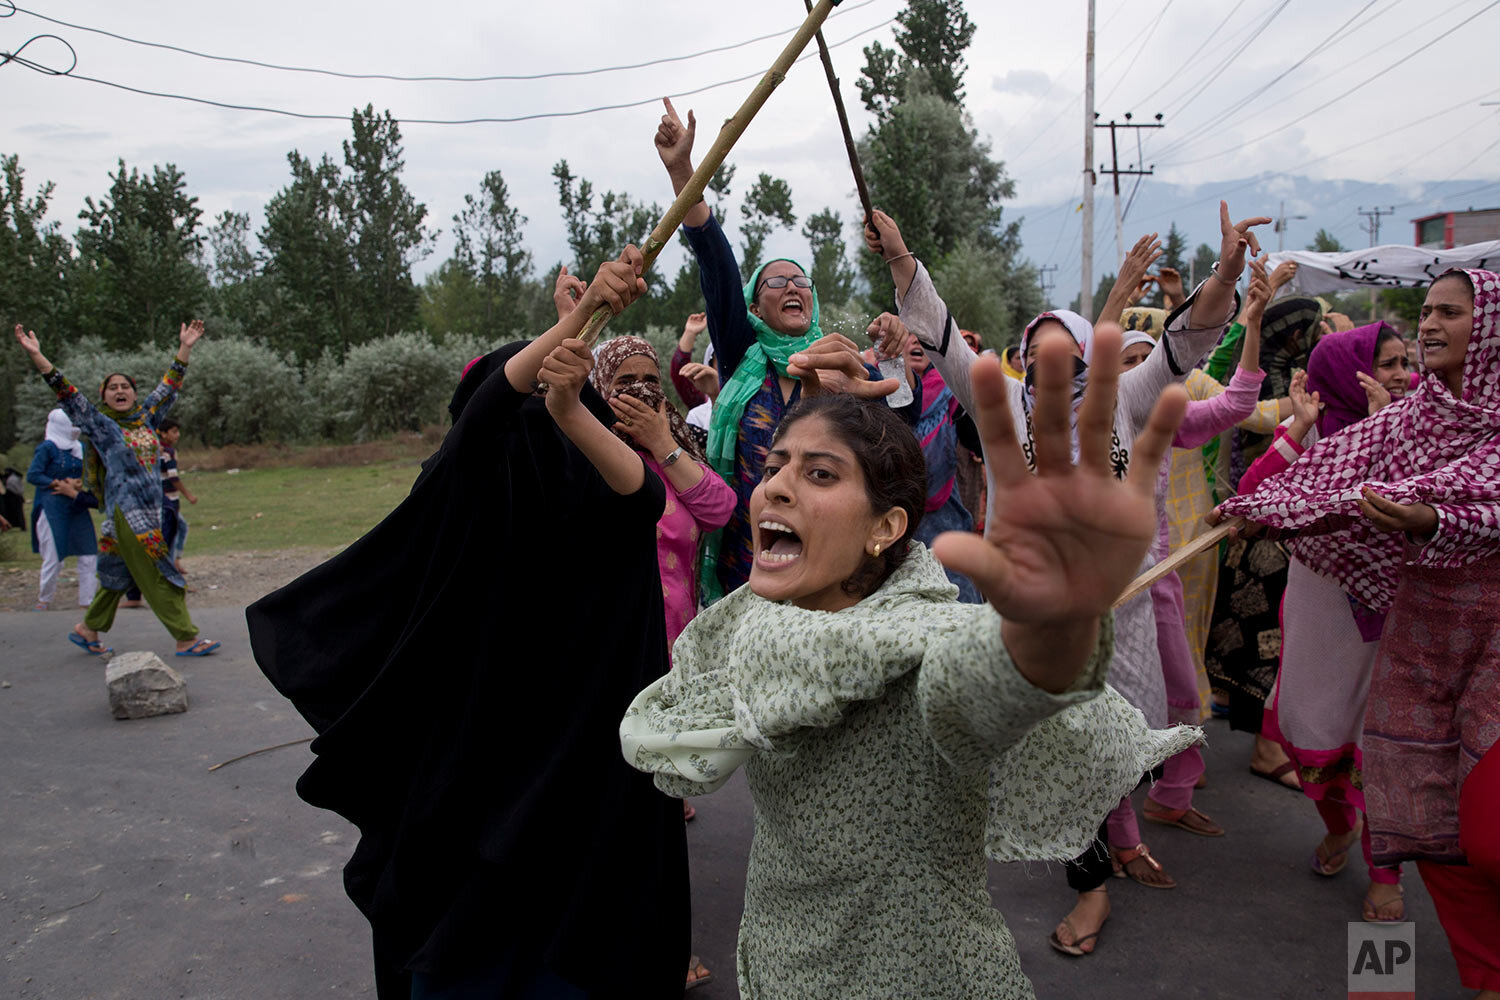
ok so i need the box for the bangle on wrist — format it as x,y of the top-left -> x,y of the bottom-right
1210,260 -> 1238,286
883,251 -> 914,265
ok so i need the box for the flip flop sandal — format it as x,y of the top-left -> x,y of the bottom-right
1250,760 -> 1302,791
175,639 -> 220,657
1362,886 -> 1404,923
685,955 -> 713,991
67,632 -> 113,656
1144,803 -> 1226,837
1311,821 -> 1362,877
1048,921 -> 1103,958
1110,843 -> 1177,889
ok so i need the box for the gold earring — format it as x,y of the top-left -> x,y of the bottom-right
873,543 -> 882,558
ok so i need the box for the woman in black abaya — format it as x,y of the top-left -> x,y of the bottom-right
247,248 -> 688,998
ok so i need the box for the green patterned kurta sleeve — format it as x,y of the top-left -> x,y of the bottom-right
916,605 -> 1111,774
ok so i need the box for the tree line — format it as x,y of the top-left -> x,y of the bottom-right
2,1 -> 1047,450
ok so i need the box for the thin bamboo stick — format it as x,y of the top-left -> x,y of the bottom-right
1111,518 -> 1243,609
804,0 -> 873,226
573,0 -> 842,348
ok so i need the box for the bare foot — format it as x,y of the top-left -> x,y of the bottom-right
1052,888 -> 1110,954
1312,823 -> 1361,876
685,955 -> 711,990
1249,735 -> 1301,790
1363,882 -> 1404,922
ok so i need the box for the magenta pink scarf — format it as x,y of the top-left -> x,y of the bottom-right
1220,269 -> 1500,612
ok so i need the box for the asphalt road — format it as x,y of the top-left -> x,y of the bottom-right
0,607 -> 1468,998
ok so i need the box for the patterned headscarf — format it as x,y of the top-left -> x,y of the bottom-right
1220,269 -> 1500,612
1305,322 -> 1396,439
590,337 -> 706,465
1122,307 -> 1169,339
1017,309 -> 1127,477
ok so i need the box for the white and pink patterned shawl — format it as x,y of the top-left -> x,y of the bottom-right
1219,268 -> 1500,612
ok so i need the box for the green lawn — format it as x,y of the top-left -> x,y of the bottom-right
1,458 -> 424,568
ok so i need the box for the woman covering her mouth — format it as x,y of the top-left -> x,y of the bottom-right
1219,269 -> 1500,993
622,331 -> 1202,998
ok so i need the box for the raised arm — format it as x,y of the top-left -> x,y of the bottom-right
541,339 -> 649,497
1096,233 -> 1163,327
865,209 -> 980,415
13,324 -> 114,441
141,320 -> 202,421
504,248 -> 647,393
1171,261 -> 1273,448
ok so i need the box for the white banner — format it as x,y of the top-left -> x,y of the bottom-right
1262,240 -> 1500,294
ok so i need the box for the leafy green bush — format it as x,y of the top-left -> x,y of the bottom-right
169,336 -> 311,446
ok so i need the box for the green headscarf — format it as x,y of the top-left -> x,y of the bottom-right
699,258 -> 821,605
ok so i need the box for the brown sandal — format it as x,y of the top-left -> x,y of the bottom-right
1048,887 -> 1108,957
1144,801 -> 1226,837
1110,843 -> 1177,889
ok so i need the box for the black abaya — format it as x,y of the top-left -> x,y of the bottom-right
247,342 -> 689,997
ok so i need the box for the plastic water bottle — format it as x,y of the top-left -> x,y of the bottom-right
877,354 -> 913,408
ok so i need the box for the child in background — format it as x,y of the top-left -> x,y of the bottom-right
122,417 -> 196,606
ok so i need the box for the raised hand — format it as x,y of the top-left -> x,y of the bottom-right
1356,371 -> 1393,415
14,323 -> 40,356
931,323 -> 1185,689
578,245 -> 649,317
1286,369 -> 1322,437
1243,259 -> 1272,325
1326,312 -> 1355,333
655,98 -> 697,178
179,319 -> 205,348
1269,259 -> 1299,292
678,361 -> 721,401
540,339 -> 595,417
682,312 -> 707,340
1157,266 -> 1186,308
1098,233 -> 1163,324
787,333 -> 898,399
864,208 -> 907,260
1217,200 -> 1272,280
554,265 -> 587,320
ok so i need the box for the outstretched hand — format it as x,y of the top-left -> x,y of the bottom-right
1217,200 -> 1272,279
931,323 -> 1186,689
179,319 -> 205,349
787,333 -> 898,399
14,323 -> 39,356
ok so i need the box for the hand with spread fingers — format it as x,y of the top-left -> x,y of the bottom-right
1099,233 -> 1163,325
1356,371 -> 1393,415
931,323 -> 1187,691
787,333 -> 898,399
1357,488 -> 1438,540
553,265 -> 587,320
1157,266 -> 1186,310
1196,201 -> 1273,328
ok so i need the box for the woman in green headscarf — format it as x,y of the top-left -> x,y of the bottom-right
653,98 -> 917,601
13,320 -> 219,658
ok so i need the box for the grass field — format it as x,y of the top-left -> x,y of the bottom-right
1,435 -> 436,569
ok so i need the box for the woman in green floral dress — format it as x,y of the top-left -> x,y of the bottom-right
622,332 -> 1202,998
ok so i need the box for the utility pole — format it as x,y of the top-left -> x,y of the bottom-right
1081,0 -> 1096,318
1039,264 -> 1058,305
1275,200 -> 1307,252
1095,113 -> 1165,263
1358,205 -> 1394,319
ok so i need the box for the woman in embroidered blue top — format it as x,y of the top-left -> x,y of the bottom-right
26,408 -> 100,611
652,98 -> 919,603
13,321 -> 219,658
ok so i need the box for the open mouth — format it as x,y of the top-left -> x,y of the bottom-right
757,519 -> 804,565
780,297 -> 804,317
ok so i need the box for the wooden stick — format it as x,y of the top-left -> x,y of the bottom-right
804,0 -> 873,226
208,736 -> 314,772
1112,518 -> 1243,609
572,0 -> 842,348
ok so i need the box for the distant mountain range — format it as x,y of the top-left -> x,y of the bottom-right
1011,174 -> 1500,308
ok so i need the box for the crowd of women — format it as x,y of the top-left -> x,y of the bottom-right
9,95 -> 1485,999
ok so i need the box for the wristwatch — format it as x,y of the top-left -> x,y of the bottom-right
661,446 -> 683,467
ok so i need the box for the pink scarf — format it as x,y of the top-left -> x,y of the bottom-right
1219,269 -> 1500,612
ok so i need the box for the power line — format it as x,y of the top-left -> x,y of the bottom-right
1160,0 -> 1500,168
1129,0 -> 1249,111
0,0 -> 882,82
1147,0 -> 1387,162
1097,0 -> 1175,107
1158,1 -> 1291,122
0,17 -> 896,126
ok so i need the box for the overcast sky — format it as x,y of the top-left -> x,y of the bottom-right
6,0 -> 1499,300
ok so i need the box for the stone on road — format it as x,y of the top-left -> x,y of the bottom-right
105,651 -> 188,720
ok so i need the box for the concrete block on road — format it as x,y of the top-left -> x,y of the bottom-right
105,651 -> 189,720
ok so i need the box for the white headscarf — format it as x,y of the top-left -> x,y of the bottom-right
1120,329 -> 1158,354
1021,309 -> 1095,365
45,408 -> 83,459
